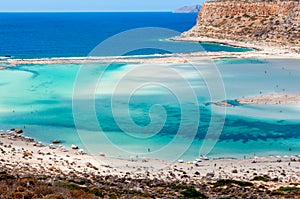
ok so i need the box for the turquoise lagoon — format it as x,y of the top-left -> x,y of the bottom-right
0,58 -> 299,161
0,12 -> 297,162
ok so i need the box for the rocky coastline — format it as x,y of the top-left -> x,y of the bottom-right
179,0 -> 300,54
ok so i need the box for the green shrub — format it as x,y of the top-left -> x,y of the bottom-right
252,176 -> 270,182
214,179 -> 253,187
170,184 -> 190,190
277,187 -> 300,192
181,187 -> 208,199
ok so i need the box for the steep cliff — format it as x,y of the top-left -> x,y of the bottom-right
182,0 -> 300,49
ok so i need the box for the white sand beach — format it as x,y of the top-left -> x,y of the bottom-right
237,94 -> 300,105
0,37 -> 300,67
1,132 -> 300,191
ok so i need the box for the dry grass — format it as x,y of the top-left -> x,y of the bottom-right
0,176 -> 99,199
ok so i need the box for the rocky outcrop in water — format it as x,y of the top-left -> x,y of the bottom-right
182,0 -> 300,51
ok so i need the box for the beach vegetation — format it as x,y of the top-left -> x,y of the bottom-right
170,184 -> 191,190
67,178 -> 92,185
0,176 -> 99,198
180,187 -> 208,199
42,182 -> 104,197
277,186 -> 300,192
0,172 -> 15,180
170,184 -> 207,198
252,175 -> 270,182
272,186 -> 300,198
213,179 -> 253,187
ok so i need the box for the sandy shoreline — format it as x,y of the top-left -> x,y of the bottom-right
172,36 -> 300,56
1,131 -> 300,188
237,94 -> 300,105
212,94 -> 300,107
0,37 -> 299,66
1,51 -> 299,66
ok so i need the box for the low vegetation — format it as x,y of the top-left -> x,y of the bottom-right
214,179 -> 254,187
181,187 -> 208,198
252,175 -> 271,182
0,170 -> 298,198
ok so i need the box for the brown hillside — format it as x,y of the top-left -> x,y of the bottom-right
182,0 -> 300,50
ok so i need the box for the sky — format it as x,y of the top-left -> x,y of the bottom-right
0,0 -> 205,12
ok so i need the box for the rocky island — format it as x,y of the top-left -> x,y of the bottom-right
173,5 -> 201,13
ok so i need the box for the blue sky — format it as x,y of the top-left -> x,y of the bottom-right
0,0 -> 205,12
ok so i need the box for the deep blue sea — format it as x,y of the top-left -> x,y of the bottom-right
0,12 -> 250,59
0,13 -> 299,162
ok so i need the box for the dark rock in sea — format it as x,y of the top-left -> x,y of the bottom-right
14,129 -> 23,134
52,139 -> 60,144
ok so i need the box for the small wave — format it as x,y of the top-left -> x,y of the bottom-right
7,53 -> 173,62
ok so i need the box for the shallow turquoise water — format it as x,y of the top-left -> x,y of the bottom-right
0,58 -> 299,161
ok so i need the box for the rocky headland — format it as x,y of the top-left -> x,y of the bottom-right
179,0 -> 300,54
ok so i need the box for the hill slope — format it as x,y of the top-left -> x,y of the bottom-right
182,0 -> 300,51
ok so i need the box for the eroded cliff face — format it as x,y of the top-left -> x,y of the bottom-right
183,0 -> 300,48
